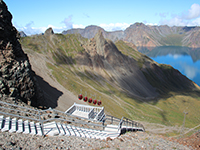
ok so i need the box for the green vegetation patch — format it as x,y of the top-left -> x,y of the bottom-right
160,34 -> 184,46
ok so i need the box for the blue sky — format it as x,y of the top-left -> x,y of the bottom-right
4,0 -> 200,35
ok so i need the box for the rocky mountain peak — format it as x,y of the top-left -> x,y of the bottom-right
0,0 -> 44,106
44,27 -> 54,36
93,30 -> 107,56
85,30 -> 122,59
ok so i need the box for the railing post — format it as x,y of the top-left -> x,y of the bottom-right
39,110 -> 44,136
111,116 -> 113,124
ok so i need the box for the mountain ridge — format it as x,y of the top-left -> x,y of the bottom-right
63,23 -> 200,48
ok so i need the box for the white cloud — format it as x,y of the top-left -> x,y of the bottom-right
190,17 -> 200,26
15,22 -> 67,35
62,15 -> 73,29
72,24 -> 86,29
145,23 -> 158,26
15,15 -> 75,35
99,23 -> 131,31
15,21 -> 46,35
185,3 -> 200,19
160,17 -> 187,26
159,3 -> 200,26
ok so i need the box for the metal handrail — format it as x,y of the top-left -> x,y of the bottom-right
122,117 -> 145,131
118,117 -> 124,132
0,101 -> 107,134
0,106 -> 40,118
0,101 -> 40,113
0,100 -> 145,136
0,111 -> 39,122
105,115 -> 145,131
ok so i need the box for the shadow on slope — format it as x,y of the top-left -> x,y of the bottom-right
53,49 -> 74,65
36,75 -> 63,108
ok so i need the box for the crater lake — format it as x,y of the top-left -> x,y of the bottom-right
139,46 -> 200,86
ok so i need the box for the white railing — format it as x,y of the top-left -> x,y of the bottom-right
0,100 -> 145,137
95,107 -> 104,121
88,108 -> 94,119
0,101 -> 106,135
65,104 -> 76,114
65,103 -> 105,121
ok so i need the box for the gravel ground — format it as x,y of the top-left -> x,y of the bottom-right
0,131 -> 192,150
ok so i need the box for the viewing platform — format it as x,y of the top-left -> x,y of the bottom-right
0,100 -> 145,140
65,103 -> 105,122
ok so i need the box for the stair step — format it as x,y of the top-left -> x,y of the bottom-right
56,122 -> 65,136
93,130 -> 107,140
90,129 -> 106,139
0,116 -> 4,129
16,119 -> 23,133
84,128 -> 96,139
9,118 -> 17,133
0,115 -> 121,139
62,124 -> 70,136
104,124 -> 118,132
66,125 -> 76,136
43,122 -> 59,136
81,128 -> 91,138
23,120 -> 30,134
75,127 -> 86,138
36,123 -> 42,136
1,117 -> 10,132
30,121 -> 36,135
71,126 -> 81,137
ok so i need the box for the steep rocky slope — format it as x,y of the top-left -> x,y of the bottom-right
20,28 -> 200,130
77,30 -> 198,98
0,0 -> 43,106
63,23 -> 200,48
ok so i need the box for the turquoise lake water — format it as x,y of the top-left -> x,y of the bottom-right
139,46 -> 200,86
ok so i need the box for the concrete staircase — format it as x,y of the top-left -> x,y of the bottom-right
0,101 -> 145,140
0,115 -> 120,140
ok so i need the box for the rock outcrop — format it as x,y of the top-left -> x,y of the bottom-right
44,27 -> 54,36
0,0 -> 44,106
78,30 -> 158,99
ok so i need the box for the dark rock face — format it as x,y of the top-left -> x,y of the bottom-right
0,0 -> 43,106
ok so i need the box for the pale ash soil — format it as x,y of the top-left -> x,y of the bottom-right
0,131 -> 191,150
25,49 -> 86,111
